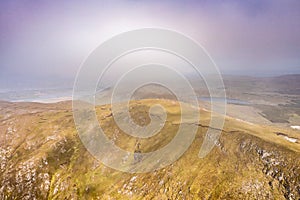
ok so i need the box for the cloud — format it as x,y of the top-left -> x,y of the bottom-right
0,0 -> 299,88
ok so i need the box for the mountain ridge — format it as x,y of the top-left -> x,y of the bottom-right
0,99 -> 299,199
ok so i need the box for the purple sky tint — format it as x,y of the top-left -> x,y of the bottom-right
0,0 -> 300,88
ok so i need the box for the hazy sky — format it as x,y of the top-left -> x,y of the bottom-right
1,0 -> 300,88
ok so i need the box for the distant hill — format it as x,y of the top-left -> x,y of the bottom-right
267,74 -> 300,94
222,74 -> 300,95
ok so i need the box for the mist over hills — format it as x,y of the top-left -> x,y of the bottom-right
1,0 -> 300,199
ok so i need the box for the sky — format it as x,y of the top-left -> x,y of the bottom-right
0,0 -> 300,89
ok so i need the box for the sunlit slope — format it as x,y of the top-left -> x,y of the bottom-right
0,99 -> 299,199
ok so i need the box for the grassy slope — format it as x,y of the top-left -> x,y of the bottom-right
0,99 -> 299,199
